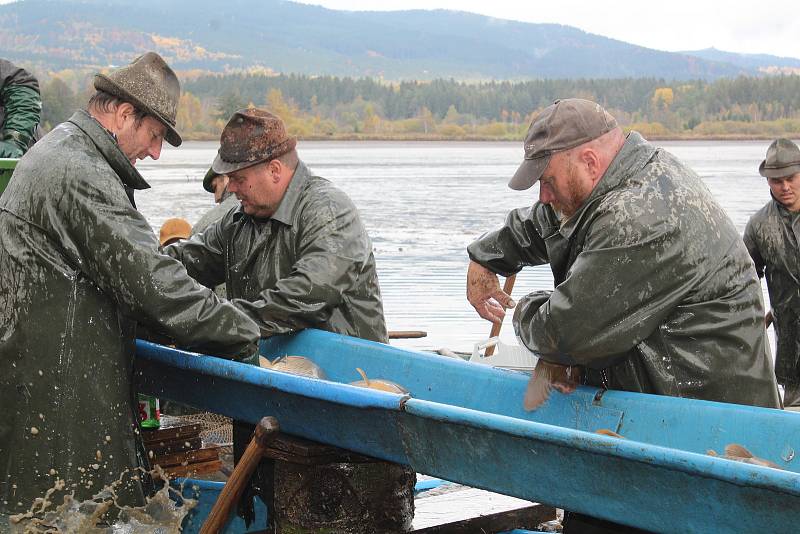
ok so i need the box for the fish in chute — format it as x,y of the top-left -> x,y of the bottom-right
350,367 -> 409,394
707,444 -> 783,470
523,359 -> 581,411
259,355 -> 327,379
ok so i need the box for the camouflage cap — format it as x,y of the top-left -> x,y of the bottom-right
94,52 -> 182,147
509,99 -> 618,191
212,108 -> 297,175
759,138 -> 800,179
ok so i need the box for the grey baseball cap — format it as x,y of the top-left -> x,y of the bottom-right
759,138 -> 800,179
509,99 -> 618,191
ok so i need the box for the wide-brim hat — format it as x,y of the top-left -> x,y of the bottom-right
94,51 -> 182,147
509,99 -> 617,191
212,108 -> 297,175
759,138 -> 800,178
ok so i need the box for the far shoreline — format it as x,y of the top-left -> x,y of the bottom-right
180,133 -> 797,143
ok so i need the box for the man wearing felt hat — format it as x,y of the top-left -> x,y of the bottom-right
165,108 -> 389,524
0,52 -> 260,522
166,108 -> 387,343
466,98 -> 779,532
744,138 -> 800,407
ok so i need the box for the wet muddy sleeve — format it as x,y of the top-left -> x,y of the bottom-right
467,206 -> 550,276
164,219 -> 227,289
514,209 -> 694,367
743,218 -> 765,278
64,175 -> 259,358
232,196 -> 365,336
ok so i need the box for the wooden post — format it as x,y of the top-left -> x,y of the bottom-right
200,416 -> 279,534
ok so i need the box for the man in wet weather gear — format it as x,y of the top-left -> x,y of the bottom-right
467,98 -> 779,534
166,109 -> 388,344
744,138 -> 800,407
0,58 -> 41,158
165,108 -> 388,525
0,53 -> 260,520
468,98 -> 778,408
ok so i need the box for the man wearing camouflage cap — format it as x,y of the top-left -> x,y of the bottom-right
744,138 -> 800,407
468,98 -> 780,530
0,52 -> 260,521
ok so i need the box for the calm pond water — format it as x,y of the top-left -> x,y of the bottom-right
135,139 -> 783,353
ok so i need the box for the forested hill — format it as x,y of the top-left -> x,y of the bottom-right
1,0 -> 798,80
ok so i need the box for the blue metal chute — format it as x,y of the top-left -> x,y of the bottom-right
135,329 -> 800,533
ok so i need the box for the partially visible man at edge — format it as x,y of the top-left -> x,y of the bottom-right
164,108 -> 388,523
744,138 -> 800,408
192,168 -> 239,236
0,52 -> 260,522
0,58 -> 41,158
466,99 -> 779,533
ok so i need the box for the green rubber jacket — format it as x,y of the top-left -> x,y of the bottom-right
0,110 -> 260,516
468,132 -> 779,408
166,161 -> 388,343
744,199 -> 800,388
0,59 -> 41,156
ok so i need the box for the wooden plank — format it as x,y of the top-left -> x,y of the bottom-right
146,436 -> 203,457
163,459 -> 223,478
389,330 -> 427,339
412,486 -> 555,533
142,423 -> 203,444
263,433 -> 373,465
152,446 -> 220,468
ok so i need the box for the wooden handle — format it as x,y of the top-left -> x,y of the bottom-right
200,416 -> 279,534
388,330 -> 428,339
485,274 -> 516,357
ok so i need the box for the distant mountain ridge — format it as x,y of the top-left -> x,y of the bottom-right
0,0 -> 797,80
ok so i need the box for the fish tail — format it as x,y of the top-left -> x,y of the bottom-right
523,365 -> 553,411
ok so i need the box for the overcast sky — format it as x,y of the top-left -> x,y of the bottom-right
298,0 -> 800,59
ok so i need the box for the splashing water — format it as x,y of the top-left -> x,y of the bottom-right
8,466 -> 197,533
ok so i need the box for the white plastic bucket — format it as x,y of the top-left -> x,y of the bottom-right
469,337 -> 538,370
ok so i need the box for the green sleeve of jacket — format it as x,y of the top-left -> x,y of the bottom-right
742,218 -> 765,279
467,206 -> 551,276
233,195 -> 365,337
1,85 -> 41,155
164,218 -> 228,289
513,208 -> 695,368
64,173 -> 259,359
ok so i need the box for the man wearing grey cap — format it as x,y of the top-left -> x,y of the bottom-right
467,98 -> 779,531
744,138 -> 800,407
0,52 -> 260,521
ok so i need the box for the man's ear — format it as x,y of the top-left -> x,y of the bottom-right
112,102 -> 136,130
579,148 -> 603,182
267,159 -> 283,182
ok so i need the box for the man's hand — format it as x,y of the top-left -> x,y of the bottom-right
467,260 -> 515,324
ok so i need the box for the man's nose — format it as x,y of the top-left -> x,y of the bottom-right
539,185 -> 553,204
148,139 -> 163,161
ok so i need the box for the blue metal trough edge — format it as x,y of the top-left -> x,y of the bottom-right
135,336 -> 800,533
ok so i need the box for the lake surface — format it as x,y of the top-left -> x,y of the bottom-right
135,139 -> 780,353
